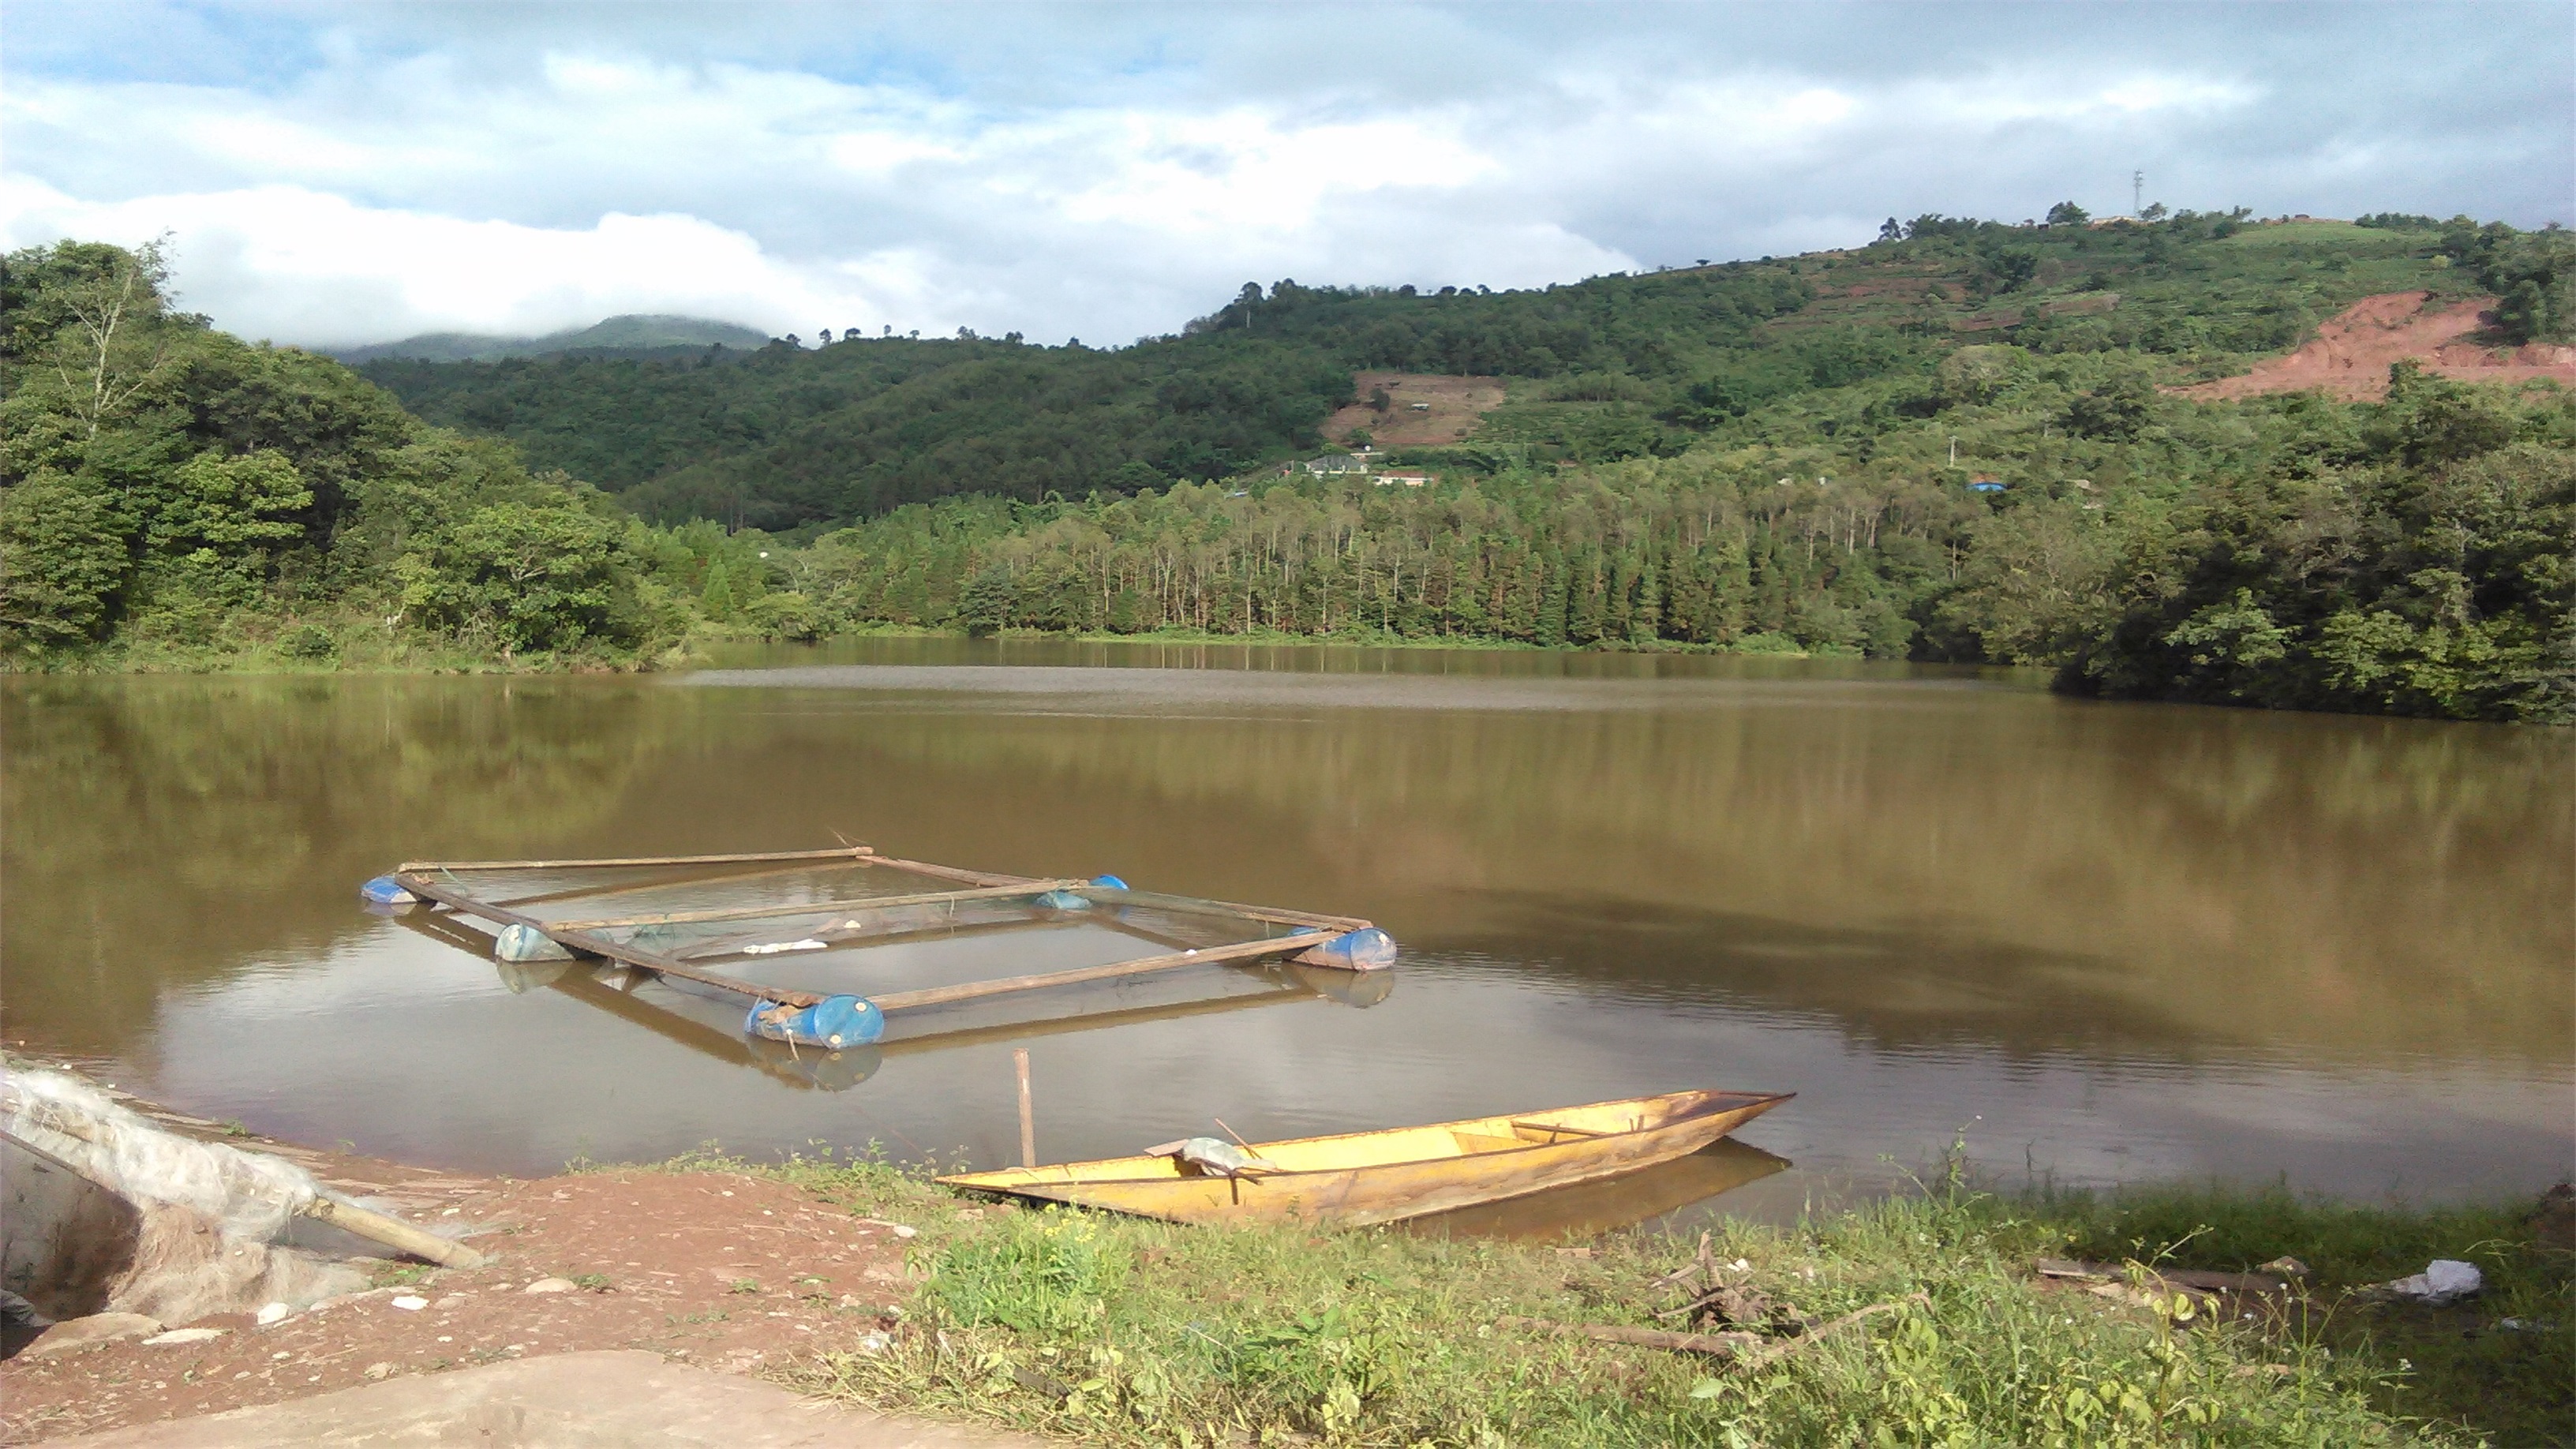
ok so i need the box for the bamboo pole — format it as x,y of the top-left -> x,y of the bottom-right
401,845 -> 874,873
1015,1049 -> 1035,1169
1082,886 -> 1369,933
679,913 -> 1066,964
393,871 -> 824,1008
301,1196 -> 486,1270
861,854 -> 1043,889
549,880 -> 1084,932
866,930 -> 1328,1013
493,856 -> 880,910
876,987 -> 1320,1058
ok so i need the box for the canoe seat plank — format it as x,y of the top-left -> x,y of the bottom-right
1511,1121 -> 1608,1141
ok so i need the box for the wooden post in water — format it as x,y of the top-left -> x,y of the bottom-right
1014,1048 -> 1036,1169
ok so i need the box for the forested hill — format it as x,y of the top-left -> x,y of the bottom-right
362,210 -> 2569,533
6,215 -> 2568,722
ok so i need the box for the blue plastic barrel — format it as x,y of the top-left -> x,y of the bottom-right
495,923 -> 574,963
1296,927 -> 1398,972
745,994 -> 886,1050
358,875 -> 416,906
1090,874 -> 1130,891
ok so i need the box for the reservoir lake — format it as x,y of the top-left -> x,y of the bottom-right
6,639 -> 2569,1233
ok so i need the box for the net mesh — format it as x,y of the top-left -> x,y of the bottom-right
2,1067 -> 365,1323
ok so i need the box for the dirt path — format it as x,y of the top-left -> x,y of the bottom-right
2174,290 -> 2576,400
36,1349 -> 1028,1447
2,1166 -> 946,1443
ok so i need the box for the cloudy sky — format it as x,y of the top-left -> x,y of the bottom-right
5,2 -> 2569,349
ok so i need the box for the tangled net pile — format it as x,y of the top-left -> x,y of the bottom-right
3,1068 -> 366,1324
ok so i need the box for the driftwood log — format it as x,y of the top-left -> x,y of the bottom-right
1499,1290 -> 1930,1369
1496,1316 -> 1763,1356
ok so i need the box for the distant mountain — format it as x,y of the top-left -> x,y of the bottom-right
334,314 -> 773,364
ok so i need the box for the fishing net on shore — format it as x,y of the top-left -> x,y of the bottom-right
2,1067 -> 366,1324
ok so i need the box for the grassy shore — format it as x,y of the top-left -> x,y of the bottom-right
645,1150 -> 2570,1447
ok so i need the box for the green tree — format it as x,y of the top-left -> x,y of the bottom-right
397,501 -> 637,655
0,473 -> 129,653
2064,377 -> 2155,441
959,564 -> 1016,636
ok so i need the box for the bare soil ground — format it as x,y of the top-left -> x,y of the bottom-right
1324,373 -> 1507,448
1,1163 -> 941,1444
2174,290 -> 2576,400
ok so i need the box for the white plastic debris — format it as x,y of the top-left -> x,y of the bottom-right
858,1331 -> 891,1354
742,939 -> 829,955
390,1295 -> 428,1312
2380,1259 -> 2483,1305
255,1302 -> 290,1326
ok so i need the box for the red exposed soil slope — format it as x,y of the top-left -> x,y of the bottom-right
2174,291 -> 2576,400
1324,373 -> 1506,447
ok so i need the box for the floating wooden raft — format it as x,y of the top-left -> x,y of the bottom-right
365,845 -> 1394,1047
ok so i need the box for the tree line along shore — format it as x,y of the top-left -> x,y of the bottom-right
2,213 -> 2567,721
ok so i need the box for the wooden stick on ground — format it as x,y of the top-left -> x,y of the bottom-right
1498,1291 -> 1928,1370
1728,1293 -> 1930,1374
301,1196 -> 486,1271
1495,1316 -> 1763,1357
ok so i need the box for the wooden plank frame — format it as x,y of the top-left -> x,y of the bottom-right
388,848 -> 1376,1018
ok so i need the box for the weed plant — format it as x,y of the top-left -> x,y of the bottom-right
632,1147 -> 2563,1447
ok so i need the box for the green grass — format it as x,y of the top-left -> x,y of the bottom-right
627,1148 -> 2564,1447
2044,1185 -> 2575,1447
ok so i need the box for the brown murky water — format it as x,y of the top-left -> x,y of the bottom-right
5,639 -> 2569,1232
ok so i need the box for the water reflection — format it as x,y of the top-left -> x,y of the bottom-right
3,642 -> 2567,1222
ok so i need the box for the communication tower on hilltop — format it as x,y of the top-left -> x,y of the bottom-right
2133,170 -> 2145,217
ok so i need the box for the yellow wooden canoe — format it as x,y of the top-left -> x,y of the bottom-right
936,1088 -> 1792,1226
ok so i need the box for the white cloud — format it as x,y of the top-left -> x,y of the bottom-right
0,175 -> 938,343
2,3 -> 2564,347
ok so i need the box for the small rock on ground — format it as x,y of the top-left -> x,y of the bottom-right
25,1314 -> 163,1357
